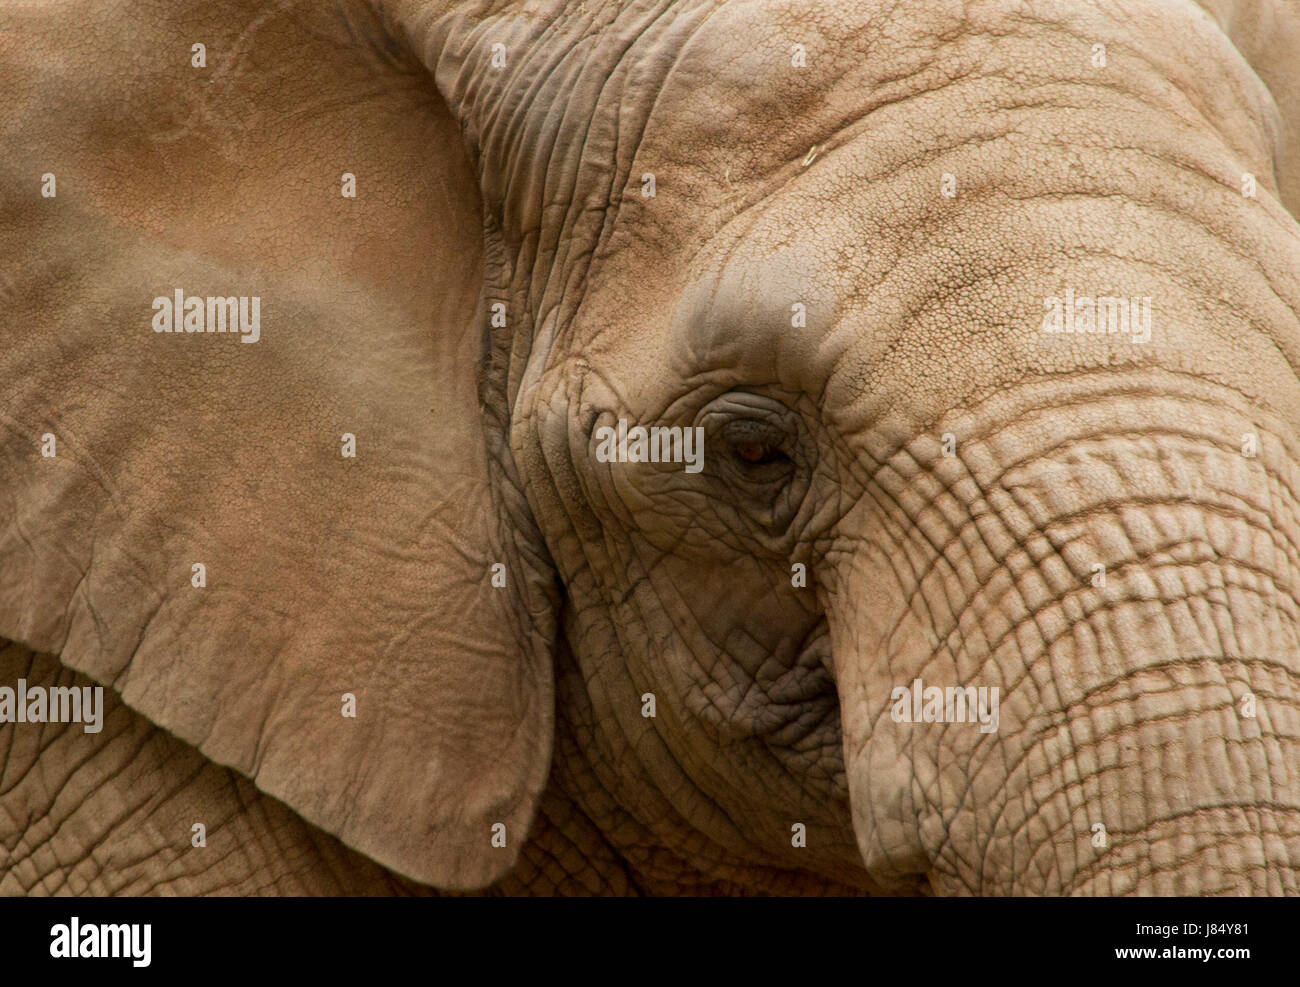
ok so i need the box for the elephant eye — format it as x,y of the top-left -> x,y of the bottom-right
696,393 -> 814,534
719,418 -> 797,483
732,439 -> 787,466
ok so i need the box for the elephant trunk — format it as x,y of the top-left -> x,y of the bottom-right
823,378 -> 1300,895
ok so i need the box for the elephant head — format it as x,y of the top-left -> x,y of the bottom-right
3,0 -> 1300,895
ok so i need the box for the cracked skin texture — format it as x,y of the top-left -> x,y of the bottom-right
2,0 -> 1300,895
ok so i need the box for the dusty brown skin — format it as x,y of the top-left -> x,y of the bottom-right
2,0 -> 1300,895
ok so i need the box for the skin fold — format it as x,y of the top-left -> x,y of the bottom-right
2,0 -> 1299,895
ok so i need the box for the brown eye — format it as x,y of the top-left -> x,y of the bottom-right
733,441 -> 782,465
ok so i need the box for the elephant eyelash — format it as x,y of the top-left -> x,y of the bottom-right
732,440 -> 789,466
721,417 -> 797,473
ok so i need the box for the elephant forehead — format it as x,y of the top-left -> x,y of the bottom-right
640,125 -> 1014,395
618,0 -> 1260,246
663,237 -> 841,380
638,0 -> 945,145
626,0 -> 1013,190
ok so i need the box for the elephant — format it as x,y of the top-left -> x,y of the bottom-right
2,0 -> 1300,897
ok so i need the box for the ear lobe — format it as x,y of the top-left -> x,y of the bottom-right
0,2 -> 556,889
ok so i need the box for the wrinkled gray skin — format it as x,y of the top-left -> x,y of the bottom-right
3,0 -> 1300,896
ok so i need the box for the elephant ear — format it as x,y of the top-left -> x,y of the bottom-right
0,2 -> 556,888
1195,0 -> 1300,218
